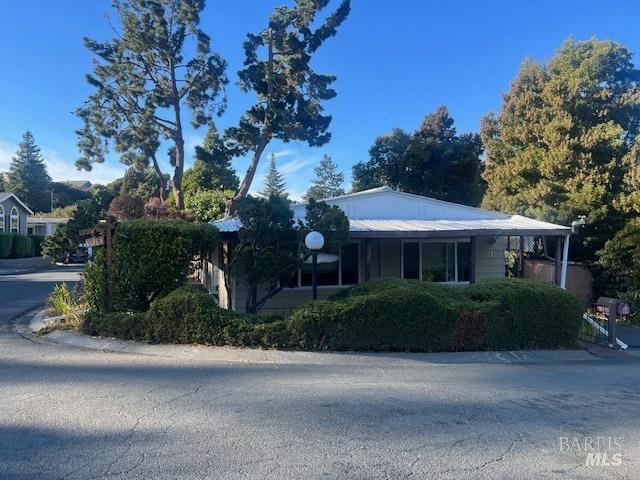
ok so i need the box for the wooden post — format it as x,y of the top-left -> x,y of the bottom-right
105,216 -> 115,311
469,236 -> 477,284
518,236 -> 524,278
364,239 -> 372,282
554,236 -> 562,286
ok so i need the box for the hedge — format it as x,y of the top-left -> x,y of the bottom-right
467,278 -> 583,350
145,287 -> 243,344
0,232 -> 39,258
29,235 -> 46,257
0,233 -> 12,258
10,234 -> 33,258
82,219 -> 218,312
82,278 -> 584,353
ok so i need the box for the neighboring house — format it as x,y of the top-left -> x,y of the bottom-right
0,192 -> 33,235
58,180 -> 92,192
27,216 -> 71,236
205,186 -> 571,313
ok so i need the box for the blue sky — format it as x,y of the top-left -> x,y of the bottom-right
0,1 -> 639,199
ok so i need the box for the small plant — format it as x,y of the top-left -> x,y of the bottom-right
47,283 -> 85,328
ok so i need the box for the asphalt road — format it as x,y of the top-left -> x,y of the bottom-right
0,267 -> 82,324
1,270 -> 639,479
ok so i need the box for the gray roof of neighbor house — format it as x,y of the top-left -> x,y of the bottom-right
0,192 -> 34,215
58,180 -> 92,191
212,186 -> 571,238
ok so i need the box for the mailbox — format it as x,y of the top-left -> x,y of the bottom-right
596,297 -> 631,316
595,297 -> 630,348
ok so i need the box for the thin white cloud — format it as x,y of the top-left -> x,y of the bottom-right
0,138 -> 125,185
279,157 -> 316,175
46,151 -> 126,185
272,148 -> 297,158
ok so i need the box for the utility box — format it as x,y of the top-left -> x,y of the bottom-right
595,297 -> 630,348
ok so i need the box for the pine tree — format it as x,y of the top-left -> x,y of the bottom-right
7,131 -> 52,212
183,124 -> 239,196
304,155 -> 345,200
224,0 -> 351,216
76,0 -> 227,209
259,154 -> 287,198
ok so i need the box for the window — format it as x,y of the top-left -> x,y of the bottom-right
301,254 -> 339,286
0,205 -> 4,232
293,242 -> 359,288
402,242 -> 420,279
10,207 -> 19,233
403,240 -> 471,283
340,242 -> 359,285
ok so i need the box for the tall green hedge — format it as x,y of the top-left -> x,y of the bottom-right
83,219 -> 218,312
0,233 -> 12,258
10,235 -> 33,258
29,235 -> 46,257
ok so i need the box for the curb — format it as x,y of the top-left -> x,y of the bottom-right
28,309 -> 65,332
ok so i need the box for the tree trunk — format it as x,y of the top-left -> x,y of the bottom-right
225,137 -> 269,217
224,28 -> 274,218
150,153 -> 166,202
170,60 -> 185,210
173,136 -> 185,209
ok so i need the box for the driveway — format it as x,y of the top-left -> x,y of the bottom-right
1,313 -> 639,479
0,266 -> 82,324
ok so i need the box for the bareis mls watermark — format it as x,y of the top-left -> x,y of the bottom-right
559,436 -> 624,467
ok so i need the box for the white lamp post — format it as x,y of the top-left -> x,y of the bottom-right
304,231 -> 325,300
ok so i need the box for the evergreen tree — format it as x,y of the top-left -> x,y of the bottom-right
75,0 -> 227,209
0,173 -> 5,191
481,38 -> 640,261
303,155 -> 345,200
7,131 -> 52,212
259,154 -> 287,198
183,124 -> 239,196
351,107 -> 484,206
223,0 -> 351,216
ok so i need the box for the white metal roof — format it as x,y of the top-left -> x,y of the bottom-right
212,187 -> 570,237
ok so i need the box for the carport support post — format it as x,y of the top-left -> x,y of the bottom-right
364,239 -> 372,282
554,236 -> 562,286
469,236 -> 477,284
560,234 -> 570,290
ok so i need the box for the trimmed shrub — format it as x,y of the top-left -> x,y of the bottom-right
289,286 -> 463,351
82,219 -> 218,313
0,233 -> 13,259
145,287 -> 242,344
82,278 -> 583,352
29,235 -> 46,257
453,310 -> 488,351
10,234 -> 33,258
223,318 -> 290,349
82,310 -> 149,341
467,278 -> 583,350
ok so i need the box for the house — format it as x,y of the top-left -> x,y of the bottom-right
27,216 -> 71,236
205,186 -> 571,313
58,180 -> 92,192
0,192 -> 33,235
